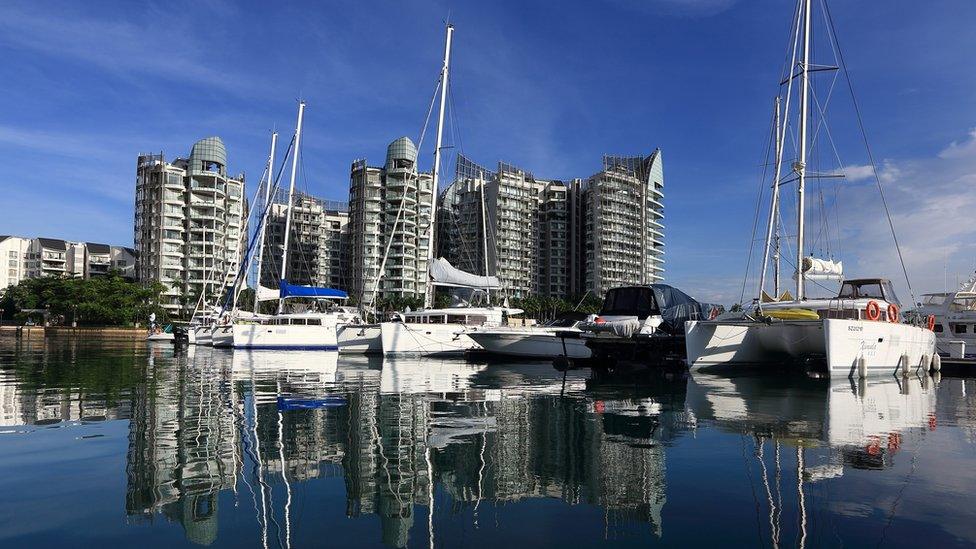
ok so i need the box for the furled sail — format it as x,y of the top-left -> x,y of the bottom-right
428,257 -> 500,289
256,284 -> 280,302
800,257 -> 844,281
278,280 -> 348,299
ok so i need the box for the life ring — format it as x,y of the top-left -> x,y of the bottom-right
927,314 -> 936,331
887,303 -> 899,323
864,300 -> 881,321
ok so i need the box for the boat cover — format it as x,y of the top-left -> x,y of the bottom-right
429,257 -> 500,289
800,257 -> 844,281
279,280 -> 348,300
652,284 -> 723,335
256,284 -> 279,302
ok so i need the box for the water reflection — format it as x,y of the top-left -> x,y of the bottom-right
0,340 -> 974,547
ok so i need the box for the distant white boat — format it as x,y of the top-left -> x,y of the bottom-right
467,313 -> 591,359
916,269 -> 976,359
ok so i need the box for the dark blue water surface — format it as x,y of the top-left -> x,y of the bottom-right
1,338 -> 974,547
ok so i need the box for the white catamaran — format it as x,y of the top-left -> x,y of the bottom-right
684,0 -> 936,376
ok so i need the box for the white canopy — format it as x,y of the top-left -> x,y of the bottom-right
429,257 -> 500,289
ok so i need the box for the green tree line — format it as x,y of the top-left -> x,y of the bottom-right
0,273 -> 169,326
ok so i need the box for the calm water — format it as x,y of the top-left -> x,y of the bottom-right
0,338 -> 974,548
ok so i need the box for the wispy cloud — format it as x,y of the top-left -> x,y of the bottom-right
609,0 -> 738,17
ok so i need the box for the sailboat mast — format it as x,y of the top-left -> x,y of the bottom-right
758,96 -> 784,303
795,0 -> 811,300
480,178 -> 490,303
424,24 -> 454,310
253,131 -> 278,313
278,101 -> 305,314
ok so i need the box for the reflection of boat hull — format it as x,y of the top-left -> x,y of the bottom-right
231,323 -> 338,350
467,330 -> 591,359
686,319 -> 936,376
337,324 -> 381,354
380,322 -> 479,356
146,333 -> 174,342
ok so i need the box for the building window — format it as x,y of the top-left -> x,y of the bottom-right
954,324 -> 967,334
8,251 -> 17,258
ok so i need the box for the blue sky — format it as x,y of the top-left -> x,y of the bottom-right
2,0 -> 975,303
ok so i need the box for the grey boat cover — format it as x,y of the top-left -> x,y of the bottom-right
651,284 -> 723,335
588,284 -> 724,337
429,257 -> 500,289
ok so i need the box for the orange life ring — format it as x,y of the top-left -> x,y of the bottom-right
887,303 -> 899,323
927,314 -> 936,331
864,300 -> 881,321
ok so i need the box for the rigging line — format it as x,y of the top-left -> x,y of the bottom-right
740,100 -> 778,305
823,0 -> 917,305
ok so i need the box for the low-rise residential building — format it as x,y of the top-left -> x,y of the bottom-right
0,236 -> 30,292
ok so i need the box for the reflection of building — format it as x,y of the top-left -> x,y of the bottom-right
126,359 -> 239,545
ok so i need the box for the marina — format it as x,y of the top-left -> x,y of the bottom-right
1,337 -> 975,547
1,0 -> 975,546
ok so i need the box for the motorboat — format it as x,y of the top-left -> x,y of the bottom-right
146,324 -> 175,342
467,312 -> 591,359
380,301 -> 513,357
684,0 -> 936,377
916,270 -> 976,359
581,285 -> 719,365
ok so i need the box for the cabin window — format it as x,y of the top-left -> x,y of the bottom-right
933,323 -> 943,333
838,281 -> 885,300
600,287 -> 658,317
306,318 -> 321,326
466,315 -> 487,325
291,319 -> 307,326
447,315 -> 467,324
954,324 -> 968,334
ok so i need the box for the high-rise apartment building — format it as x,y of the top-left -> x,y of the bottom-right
347,137 -> 433,304
261,192 -> 350,290
134,137 -> 246,316
582,151 -> 664,296
439,150 -> 664,300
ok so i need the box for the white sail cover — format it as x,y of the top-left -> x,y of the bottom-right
256,284 -> 280,302
800,257 -> 844,281
429,257 -> 500,289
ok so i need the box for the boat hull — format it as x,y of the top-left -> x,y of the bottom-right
685,319 -> 936,376
231,322 -> 338,350
380,322 -> 479,356
337,324 -> 382,354
212,325 -> 234,348
467,331 -> 591,359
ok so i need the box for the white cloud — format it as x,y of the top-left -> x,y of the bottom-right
841,164 -> 875,182
938,127 -> 976,159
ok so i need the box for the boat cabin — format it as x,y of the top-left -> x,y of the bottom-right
599,286 -> 660,319
836,278 -> 900,306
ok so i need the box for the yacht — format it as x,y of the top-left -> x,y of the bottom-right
917,270 -> 976,359
581,284 -> 719,365
467,312 -> 590,359
684,0 -> 936,376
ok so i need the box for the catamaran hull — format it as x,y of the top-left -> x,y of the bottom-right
337,324 -> 382,354
230,323 -> 338,350
380,322 -> 480,356
685,319 -> 936,376
467,331 -> 591,359
211,325 -> 234,348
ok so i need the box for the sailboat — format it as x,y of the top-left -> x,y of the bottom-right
214,101 -> 356,350
376,25 -> 519,357
684,0 -> 936,376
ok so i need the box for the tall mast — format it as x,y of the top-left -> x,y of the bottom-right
278,101 -> 305,314
480,178 -> 490,303
424,24 -> 454,309
758,97 -> 784,304
795,0 -> 811,300
253,131 -> 278,313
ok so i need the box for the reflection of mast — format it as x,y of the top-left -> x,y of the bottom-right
797,446 -> 807,549
277,380 -> 293,549
251,372 -> 270,549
